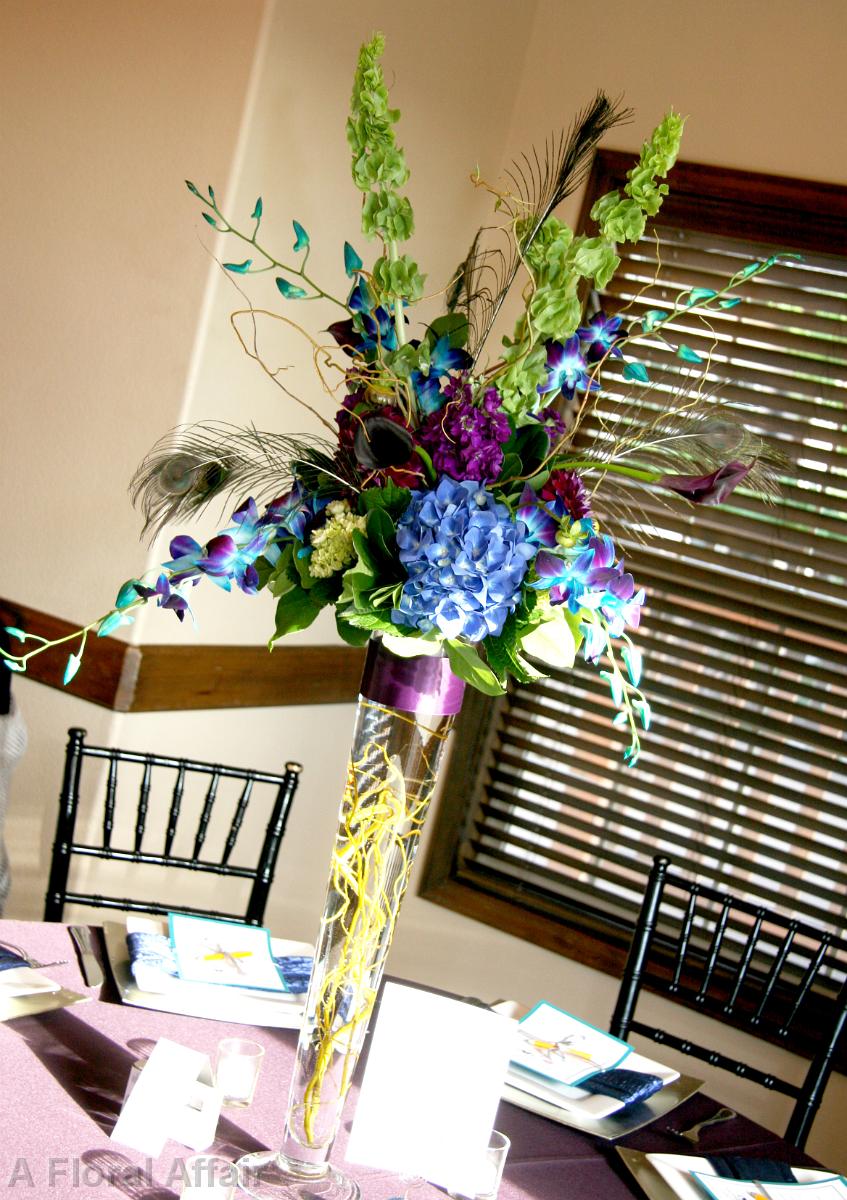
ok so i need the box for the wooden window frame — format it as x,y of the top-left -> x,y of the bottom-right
418,155 -> 847,987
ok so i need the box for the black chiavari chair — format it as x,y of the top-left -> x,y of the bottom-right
44,727 -> 301,926
611,855 -> 847,1150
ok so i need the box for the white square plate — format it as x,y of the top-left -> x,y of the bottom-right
102,919 -> 311,1028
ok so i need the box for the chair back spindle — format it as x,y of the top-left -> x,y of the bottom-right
102,755 -> 118,850
44,728 -> 302,927
163,762 -> 186,859
611,854 -> 847,1151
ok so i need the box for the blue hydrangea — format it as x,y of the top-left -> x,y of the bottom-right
392,477 -> 535,642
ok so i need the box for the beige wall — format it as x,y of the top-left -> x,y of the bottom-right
2,0 -> 845,1170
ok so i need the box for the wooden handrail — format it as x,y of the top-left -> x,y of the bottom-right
2,598 -> 366,711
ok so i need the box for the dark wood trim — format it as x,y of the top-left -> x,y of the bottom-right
577,152 -> 847,256
419,158 -> 847,1009
131,643 -> 365,710
3,597 -> 365,711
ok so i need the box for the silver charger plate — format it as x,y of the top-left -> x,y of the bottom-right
617,1148 -> 684,1200
502,1073 -> 703,1140
101,919 -> 309,1028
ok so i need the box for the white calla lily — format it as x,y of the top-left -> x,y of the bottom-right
521,611 -> 577,671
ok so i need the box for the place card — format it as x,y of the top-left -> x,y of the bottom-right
693,1173 -> 847,1200
345,982 -> 517,1192
111,1037 -> 222,1156
511,1000 -> 631,1086
169,913 -> 287,992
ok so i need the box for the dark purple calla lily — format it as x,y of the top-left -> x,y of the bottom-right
657,461 -> 752,505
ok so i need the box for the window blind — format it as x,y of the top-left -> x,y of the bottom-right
457,223 -> 847,945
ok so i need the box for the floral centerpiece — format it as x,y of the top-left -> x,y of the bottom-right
4,33 -> 784,1200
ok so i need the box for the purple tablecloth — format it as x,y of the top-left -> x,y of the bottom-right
0,919 -> 819,1198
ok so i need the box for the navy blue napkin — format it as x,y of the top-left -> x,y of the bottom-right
706,1157 -> 795,1183
0,948 -> 29,972
126,930 -> 312,993
578,1067 -> 665,1106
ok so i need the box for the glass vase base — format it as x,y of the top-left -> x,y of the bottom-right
236,1151 -> 361,1200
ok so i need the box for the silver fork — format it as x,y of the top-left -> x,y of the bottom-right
0,941 -> 68,970
670,1107 -> 737,1145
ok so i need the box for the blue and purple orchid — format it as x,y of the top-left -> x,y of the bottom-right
3,58 -> 782,777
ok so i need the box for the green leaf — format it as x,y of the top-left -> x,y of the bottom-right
340,529 -> 379,608
688,287 -> 717,303
292,220 -> 309,252
335,611 -> 372,647
223,259 -> 253,274
341,609 -> 397,634
266,543 -> 299,597
496,452 -> 523,485
514,424 -> 550,475
269,586 -> 325,645
357,479 -> 411,522
677,344 -> 704,364
365,507 -> 398,571
251,197 -> 263,221
426,312 -> 469,350
414,444 -> 436,485
276,276 -> 308,300
719,297 -> 741,309
623,361 -> 649,384
445,641 -> 505,696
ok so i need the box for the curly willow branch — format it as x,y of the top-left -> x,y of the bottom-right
296,702 -> 453,1146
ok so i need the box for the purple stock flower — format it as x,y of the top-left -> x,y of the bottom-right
657,461 -> 752,505
533,404 -> 568,442
419,385 -> 511,483
577,311 -> 625,362
538,336 -> 599,398
392,477 -> 535,643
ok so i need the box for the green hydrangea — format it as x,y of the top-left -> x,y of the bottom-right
309,501 -> 367,578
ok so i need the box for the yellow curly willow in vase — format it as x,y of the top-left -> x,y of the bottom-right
291,699 -> 454,1148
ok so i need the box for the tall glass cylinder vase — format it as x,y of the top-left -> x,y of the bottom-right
238,638 -> 465,1200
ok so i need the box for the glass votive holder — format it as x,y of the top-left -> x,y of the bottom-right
214,1037 -> 265,1108
179,1154 -> 236,1198
447,1129 -> 511,1200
